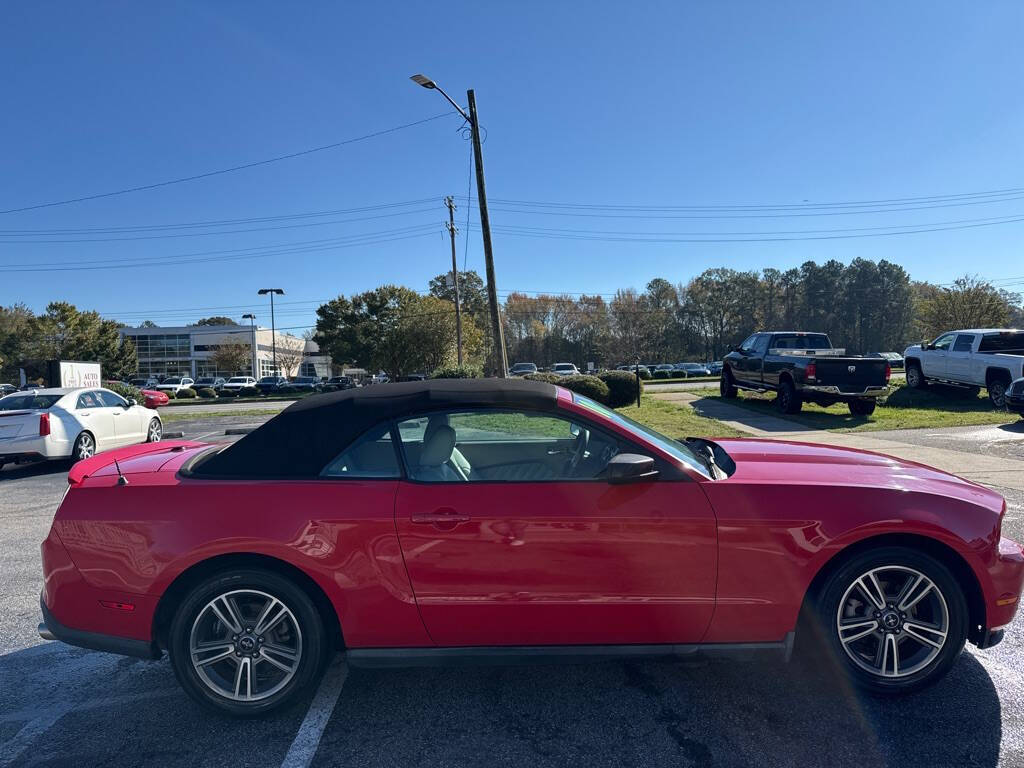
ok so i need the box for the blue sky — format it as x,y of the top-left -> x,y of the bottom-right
3,2 -> 1023,331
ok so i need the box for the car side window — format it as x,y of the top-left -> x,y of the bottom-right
952,334 -> 975,353
320,423 -> 401,479
752,335 -> 770,355
98,391 -> 128,408
932,333 -> 956,351
396,409 -> 629,483
76,391 -> 101,409
739,335 -> 757,353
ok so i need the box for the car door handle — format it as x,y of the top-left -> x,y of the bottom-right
410,508 -> 470,525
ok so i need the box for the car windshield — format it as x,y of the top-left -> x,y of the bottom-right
553,364 -> 574,370
195,378 -> 213,383
227,377 -> 247,383
258,377 -> 277,383
0,394 -> 63,411
163,378 -> 182,385
570,393 -> 711,479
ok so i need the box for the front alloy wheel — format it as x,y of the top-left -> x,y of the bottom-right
169,569 -> 327,716
73,432 -> 95,461
147,419 -> 162,443
816,546 -> 966,695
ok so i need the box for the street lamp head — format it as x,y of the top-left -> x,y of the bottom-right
242,313 -> 255,320
257,288 -> 285,295
410,74 -> 436,89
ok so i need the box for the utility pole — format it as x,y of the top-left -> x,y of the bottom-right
467,89 -> 508,377
445,196 -> 464,366
258,288 -> 284,376
409,75 -> 508,377
241,313 -> 256,378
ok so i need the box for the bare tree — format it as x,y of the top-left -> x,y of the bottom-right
275,344 -> 304,377
209,342 -> 252,376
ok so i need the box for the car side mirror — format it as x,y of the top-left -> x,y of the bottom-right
127,398 -> 137,407
606,453 -> 659,484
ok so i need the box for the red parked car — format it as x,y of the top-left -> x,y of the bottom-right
141,389 -> 169,409
38,379 -> 1023,716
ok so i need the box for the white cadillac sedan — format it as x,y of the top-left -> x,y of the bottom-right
0,387 -> 162,470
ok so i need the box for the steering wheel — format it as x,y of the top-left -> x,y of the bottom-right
563,426 -> 590,476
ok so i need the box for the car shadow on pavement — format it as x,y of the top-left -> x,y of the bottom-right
0,643 -> 1003,768
0,460 -> 69,482
312,651 -> 1003,768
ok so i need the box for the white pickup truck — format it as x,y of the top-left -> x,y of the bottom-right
903,329 -> 1024,408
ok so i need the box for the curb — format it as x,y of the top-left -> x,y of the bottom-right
164,430 -> 185,439
224,428 -> 255,435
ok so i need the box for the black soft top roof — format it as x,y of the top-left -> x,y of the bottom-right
191,378 -> 560,478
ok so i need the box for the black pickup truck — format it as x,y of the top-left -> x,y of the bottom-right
720,331 -> 891,415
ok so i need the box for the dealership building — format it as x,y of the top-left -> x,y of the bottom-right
118,324 -> 331,380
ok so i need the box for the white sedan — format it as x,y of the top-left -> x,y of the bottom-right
0,387 -> 162,469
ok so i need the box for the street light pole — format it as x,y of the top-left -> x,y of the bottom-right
241,313 -> 256,378
258,289 -> 284,375
410,75 -> 508,377
445,196 -> 463,366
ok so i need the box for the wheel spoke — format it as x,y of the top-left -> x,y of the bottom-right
898,579 -> 933,612
903,621 -> 946,649
856,574 -> 886,610
193,645 -> 235,667
839,619 -> 878,644
884,634 -> 899,676
233,656 -> 253,699
210,596 -> 244,634
254,598 -> 283,636
259,649 -> 294,673
262,642 -> 298,662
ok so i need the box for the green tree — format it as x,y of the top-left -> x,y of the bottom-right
0,304 -> 37,381
429,269 -> 488,317
191,316 -> 236,326
917,276 -> 1016,338
30,302 -> 137,379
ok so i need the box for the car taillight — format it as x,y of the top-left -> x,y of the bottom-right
805,362 -> 816,381
39,412 -> 50,436
885,363 -> 892,382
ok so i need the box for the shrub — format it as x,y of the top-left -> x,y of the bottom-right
175,387 -> 197,399
554,374 -> 610,404
653,369 -> 672,379
431,364 -> 484,379
197,387 -> 217,399
218,388 -> 238,397
105,381 -> 144,404
238,386 -> 259,398
524,372 -> 562,385
637,367 -> 651,380
597,370 -> 641,408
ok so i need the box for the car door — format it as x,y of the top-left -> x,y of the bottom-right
392,407 -> 718,647
98,390 -> 143,445
920,332 -> 955,378
730,334 -> 759,384
947,334 -> 977,384
74,390 -> 117,450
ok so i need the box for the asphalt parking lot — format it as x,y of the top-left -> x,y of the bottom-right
2,411 -> 1023,767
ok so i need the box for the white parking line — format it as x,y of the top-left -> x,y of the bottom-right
280,656 -> 348,768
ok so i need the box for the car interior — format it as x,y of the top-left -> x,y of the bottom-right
320,409 -> 632,482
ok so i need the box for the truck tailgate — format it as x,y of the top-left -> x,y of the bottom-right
814,358 -> 888,388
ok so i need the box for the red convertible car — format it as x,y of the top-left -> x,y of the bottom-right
38,379 -> 1023,716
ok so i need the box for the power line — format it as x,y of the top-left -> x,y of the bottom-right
0,113 -> 456,215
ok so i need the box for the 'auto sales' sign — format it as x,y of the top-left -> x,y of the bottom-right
58,361 -> 101,389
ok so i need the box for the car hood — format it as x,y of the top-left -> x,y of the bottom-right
712,437 -> 1005,515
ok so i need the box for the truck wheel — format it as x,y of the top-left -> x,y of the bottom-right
776,379 -> 802,414
848,399 -> 876,416
905,364 -> 927,390
987,379 -> 1009,409
720,369 -> 737,399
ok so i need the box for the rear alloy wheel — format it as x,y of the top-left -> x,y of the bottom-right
988,379 -> 1009,409
169,569 -> 327,717
848,399 -> 876,416
720,369 -> 737,399
72,432 -> 95,461
776,379 -> 802,414
147,419 -> 162,443
816,546 -> 966,695
906,364 -> 927,389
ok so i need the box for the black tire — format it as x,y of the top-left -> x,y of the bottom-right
720,369 -> 737,398
72,431 -> 96,462
776,379 -> 802,414
811,546 -> 967,696
905,363 -> 927,389
848,399 -> 876,416
987,378 -> 1009,409
168,568 -> 328,717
